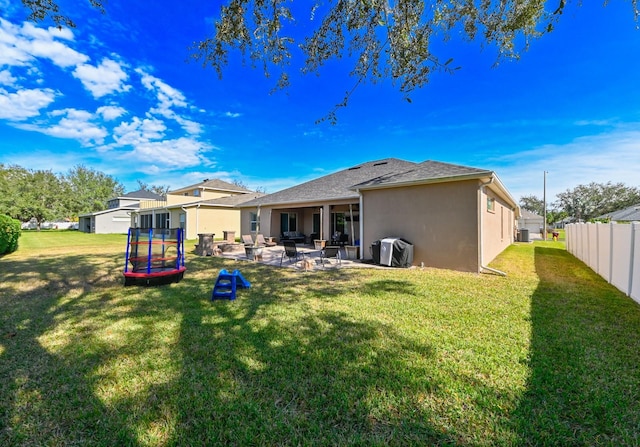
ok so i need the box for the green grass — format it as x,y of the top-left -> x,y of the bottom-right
1,232 -> 640,445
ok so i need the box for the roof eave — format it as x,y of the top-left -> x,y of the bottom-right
352,171 -> 494,192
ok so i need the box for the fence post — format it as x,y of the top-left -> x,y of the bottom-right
595,222 -> 600,275
629,223 -> 636,297
609,223 -> 614,285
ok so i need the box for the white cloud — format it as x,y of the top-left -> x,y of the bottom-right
73,57 -> 130,98
0,69 -> 16,86
225,111 -> 241,118
0,18 -> 88,68
134,68 -> 205,135
97,105 -> 127,121
113,116 -> 167,146
0,87 -> 56,120
136,68 -> 187,112
494,127 -> 640,201
130,137 -> 209,169
15,108 -> 108,145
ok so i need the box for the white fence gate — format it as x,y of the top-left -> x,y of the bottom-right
566,222 -> 640,304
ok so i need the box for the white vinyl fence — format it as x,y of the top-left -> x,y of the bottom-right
566,222 -> 640,304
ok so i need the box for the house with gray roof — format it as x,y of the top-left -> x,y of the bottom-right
599,204 -> 640,222
517,209 -> 544,235
238,158 -> 520,273
130,178 -> 264,240
79,189 -> 165,234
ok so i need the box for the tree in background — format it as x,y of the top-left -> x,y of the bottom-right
0,164 -> 126,225
20,1 -> 640,122
519,195 -> 545,216
0,165 -> 29,220
554,182 -> 640,222
16,169 -> 67,229
136,180 -> 170,197
65,165 -> 125,217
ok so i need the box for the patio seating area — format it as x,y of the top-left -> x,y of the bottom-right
210,242 -> 374,271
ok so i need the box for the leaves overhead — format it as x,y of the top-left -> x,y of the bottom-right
18,0 -> 640,121
20,0 -> 105,29
192,0 -> 570,122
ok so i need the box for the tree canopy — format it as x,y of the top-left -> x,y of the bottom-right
22,1 -> 639,122
0,164 -> 125,226
554,181 -> 640,222
519,194 -> 545,216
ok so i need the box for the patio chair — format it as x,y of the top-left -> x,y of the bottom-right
320,245 -> 341,267
241,234 -> 254,245
256,234 -> 276,247
280,239 -> 305,266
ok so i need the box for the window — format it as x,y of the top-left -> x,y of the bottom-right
280,212 -> 297,233
487,197 -> 495,213
193,189 -> 200,197
156,212 -> 170,229
140,214 -> 152,228
179,213 -> 186,229
331,212 -> 346,236
250,212 -> 258,232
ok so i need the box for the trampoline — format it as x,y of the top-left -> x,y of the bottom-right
123,227 -> 186,286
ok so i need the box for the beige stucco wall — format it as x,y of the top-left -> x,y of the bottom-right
180,207 -> 242,240
481,189 -> 515,266
361,180 -> 481,272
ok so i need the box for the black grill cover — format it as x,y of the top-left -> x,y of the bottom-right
371,238 -> 413,268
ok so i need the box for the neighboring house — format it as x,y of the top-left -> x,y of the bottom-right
517,209 -> 544,234
238,158 -> 520,273
131,178 -> 264,240
78,189 -> 164,234
599,203 -> 640,223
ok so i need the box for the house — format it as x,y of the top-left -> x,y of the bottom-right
78,189 -> 164,234
238,158 -> 520,273
131,178 -> 264,240
599,204 -> 640,223
517,209 -> 544,234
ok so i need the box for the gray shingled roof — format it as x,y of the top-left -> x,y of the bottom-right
601,204 -> 640,221
120,189 -> 164,200
238,158 -> 418,207
181,193 -> 267,207
352,160 -> 492,189
170,178 -> 253,194
519,210 -> 543,220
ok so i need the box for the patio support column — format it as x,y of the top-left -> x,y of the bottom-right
322,204 -> 330,241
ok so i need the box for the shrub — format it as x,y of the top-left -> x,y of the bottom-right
0,214 -> 21,255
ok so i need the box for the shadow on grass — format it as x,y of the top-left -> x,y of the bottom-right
0,253 -> 139,445
1,249 -> 456,445
511,246 -> 640,445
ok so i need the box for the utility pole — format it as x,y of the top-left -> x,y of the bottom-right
543,171 -> 547,241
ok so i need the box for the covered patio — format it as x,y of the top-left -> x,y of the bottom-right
210,243 -> 378,271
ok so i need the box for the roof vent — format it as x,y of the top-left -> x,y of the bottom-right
203,178 -> 209,182
373,162 -> 388,166
348,166 -> 361,171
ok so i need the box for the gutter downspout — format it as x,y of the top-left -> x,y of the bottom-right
478,175 -> 507,276
358,190 -> 364,260
181,206 -> 188,238
195,203 -> 201,237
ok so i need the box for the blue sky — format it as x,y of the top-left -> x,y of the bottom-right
1,1 -> 639,202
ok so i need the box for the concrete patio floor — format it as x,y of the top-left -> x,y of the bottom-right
212,243 -> 381,271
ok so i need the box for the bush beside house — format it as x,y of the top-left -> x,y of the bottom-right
0,214 -> 21,255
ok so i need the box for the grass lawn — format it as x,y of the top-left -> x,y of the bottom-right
1,231 -> 640,446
